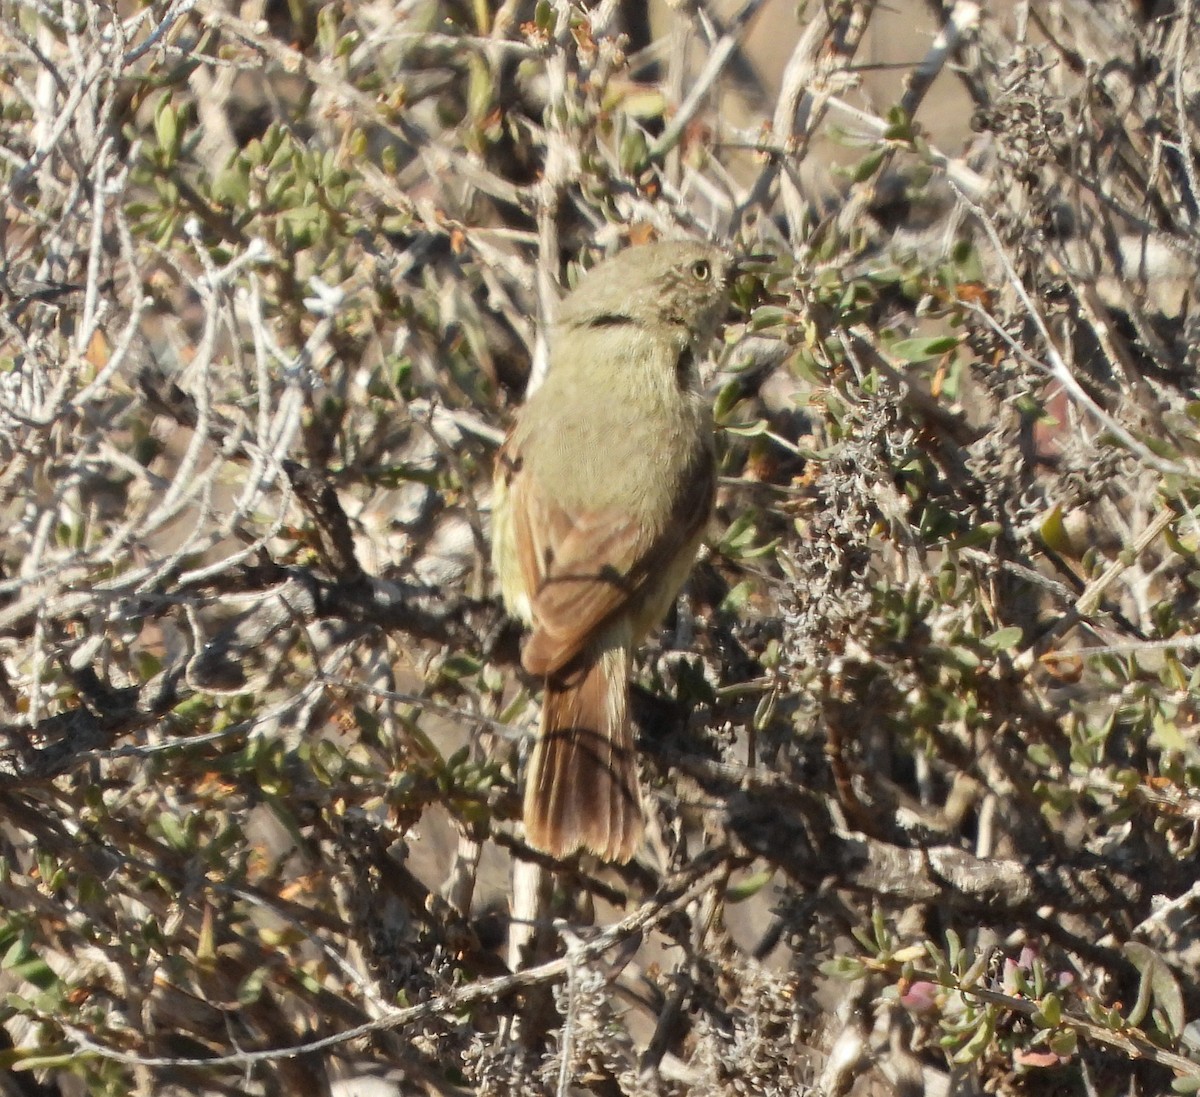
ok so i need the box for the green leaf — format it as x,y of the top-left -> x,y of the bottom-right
1152,712 -> 1189,753
712,379 -> 744,422
952,1009 -> 996,1064
960,949 -> 991,989
1124,941 -> 1185,1036
883,106 -> 914,141
852,148 -> 885,182
1033,992 -> 1062,1027
621,88 -> 667,120
156,812 -> 190,852
748,305 -> 790,331
154,95 -> 179,162
944,521 -> 1002,550
212,163 -> 251,208
890,335 -> 959,362
724,419 -> 769,438
945,929 -> 961,969
820,956 -> 867,980
316,4 -> 340,53
924,941 -> 950,980
872,907 -> 890,951
983,626 -> 1023,651
1027,743 -> 1055,768
725,869 -> 774,903
718,580 -> 756,614
717,512 -> 759,555
1039,505 -> 1071,554
10,1050 -> 77,1072
439,653 -> 482,681
467,54 -> 493,121
7,957 -> 56,992
1048,1028 -> 1077,1058
619,128 -> 648,174
238,966 -> 269,1006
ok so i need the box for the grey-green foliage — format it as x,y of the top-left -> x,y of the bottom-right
0,2 -> 1198,1095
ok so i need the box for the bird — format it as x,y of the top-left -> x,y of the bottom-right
491,239 -> 734,862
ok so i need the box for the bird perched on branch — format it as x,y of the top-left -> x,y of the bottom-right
492,239 -> 735,862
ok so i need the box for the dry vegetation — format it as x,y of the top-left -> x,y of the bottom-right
2,1 -> 1200,1094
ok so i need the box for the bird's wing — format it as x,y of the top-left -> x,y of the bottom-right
498,438 -> 713,678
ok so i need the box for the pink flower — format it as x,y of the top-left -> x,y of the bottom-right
900,981 -> 939,1013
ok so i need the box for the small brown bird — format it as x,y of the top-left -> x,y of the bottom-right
491,240 -> 734,862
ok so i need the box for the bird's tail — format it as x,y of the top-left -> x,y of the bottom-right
523,633 -> 641,862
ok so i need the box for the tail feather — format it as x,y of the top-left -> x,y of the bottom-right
523,638 -> 641,862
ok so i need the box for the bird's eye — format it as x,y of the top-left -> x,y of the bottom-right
690,259 -> 712,282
